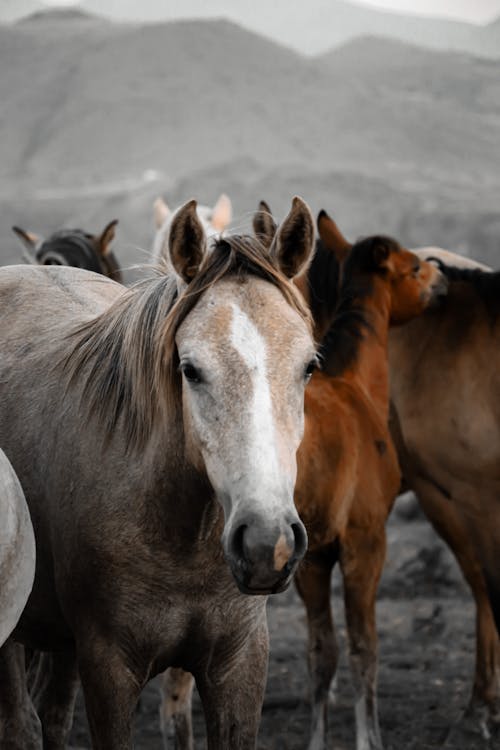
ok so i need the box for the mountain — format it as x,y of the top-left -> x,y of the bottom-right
3,1 -> 500,58
1,14 -> 499,269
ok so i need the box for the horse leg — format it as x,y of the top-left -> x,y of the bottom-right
340,525 -> 386,750
0,638 -> 41,750
76,636 -> 146,750
414,478 -> 500,735
30,651 -> 79,750
295,551 -> 337,750
195,614 -> 269,750
159,667 -> 194,750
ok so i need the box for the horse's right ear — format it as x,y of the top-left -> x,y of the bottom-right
271,196 -> 315,279
253,200 -> 277,249
317,210 -> 351,262
12,226 -> 41,251
168,200 -> 206,283
153,197 -> 171,229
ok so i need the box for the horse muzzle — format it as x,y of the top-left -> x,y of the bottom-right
223,514 -> 308,595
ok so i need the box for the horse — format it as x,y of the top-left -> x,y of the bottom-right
12,220 -> 122,282
157,204 -> 446,750
0,448 -> 36,649
389,249 -> 500,740
0,197 -> 317,750
299,215 -> 500,741
152,193 -> 232,266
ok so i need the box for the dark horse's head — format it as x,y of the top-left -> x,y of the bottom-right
12,220 -> 122,283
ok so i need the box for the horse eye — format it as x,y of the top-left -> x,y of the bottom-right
412,263 -> 420,276
304,359 -> 317,383
180,363 -> 202,384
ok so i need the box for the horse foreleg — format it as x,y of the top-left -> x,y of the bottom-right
340,525 -> 386,750
195,613 -> 269,750
295,551 -> 337,750
0,638 -> 41,750
414,478 -> 500,732
30,650 -> 79,750
77,635 -> 146,750
159,667 -> 194,750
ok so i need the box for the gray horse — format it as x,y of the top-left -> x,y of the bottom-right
0,448 -> 35,648
0,198 -> 316,749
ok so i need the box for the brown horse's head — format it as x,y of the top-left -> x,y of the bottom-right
316,210 -> 447,325
12,221 -> 122,282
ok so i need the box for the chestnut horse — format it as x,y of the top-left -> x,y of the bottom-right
0,449 -> 35,649
0,197 -> 317,750
12,220 -> 122,282
158,206 -> 446,750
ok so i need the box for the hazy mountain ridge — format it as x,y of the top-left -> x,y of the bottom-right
1,12 -> 499,267
4,1 -> 500,58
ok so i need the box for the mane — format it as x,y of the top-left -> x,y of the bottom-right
63,234 -> 311,452
306,238 -> 342,331
433,261 -> 500,322
320,236 -> 399,376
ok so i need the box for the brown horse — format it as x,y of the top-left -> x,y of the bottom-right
290,210 -> 446,750
0,197 -> 317,750
389,248 -> 500,740
12,220 -> 122,282
304,216 -> 500,740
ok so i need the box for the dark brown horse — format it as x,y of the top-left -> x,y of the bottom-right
12,220 -> 122,282
0,198 -> 317,750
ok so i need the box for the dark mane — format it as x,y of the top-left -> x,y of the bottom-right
320,236 -> 399,377
433,261 -> 500,322
63,234 -> 311,452
306,238 -> 342,332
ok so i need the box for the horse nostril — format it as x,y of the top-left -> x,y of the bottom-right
229,524 -> 247,563
291,521 -> 308,561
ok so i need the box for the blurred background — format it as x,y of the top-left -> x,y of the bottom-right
1,0 -> 499,270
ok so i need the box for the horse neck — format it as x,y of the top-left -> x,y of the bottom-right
341,276 -> 392,420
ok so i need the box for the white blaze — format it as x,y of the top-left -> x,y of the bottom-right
230,303 -> 282,511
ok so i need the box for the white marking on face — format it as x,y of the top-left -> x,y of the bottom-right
229,302 -> 283,515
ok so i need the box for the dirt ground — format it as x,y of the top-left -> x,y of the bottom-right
68,496 -> 495,750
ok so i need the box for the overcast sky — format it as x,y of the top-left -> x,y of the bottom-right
41,0 -> 500,23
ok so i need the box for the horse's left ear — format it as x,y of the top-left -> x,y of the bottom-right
372,239 -> 391,269
271,196 -> 315,279
211,193 -> 232,232
168,200 -> 206,283
96,220 -> 118,256
253,200 -> 277,249
12,226 -> 41,251
317,210 -> 351,262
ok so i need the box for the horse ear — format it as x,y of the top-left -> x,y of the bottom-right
372,239 -> 391,269
12,226 -> 41,251
168,200 -> 206,283
317,210 -> 351,262
96,220 -> 118,256
271,196 -> 315,279
252,200 -> 277,249
211,193 -> 232,232
153,197 -> 171,229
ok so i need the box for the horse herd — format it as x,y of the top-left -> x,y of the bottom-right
0,194 -> 499,750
